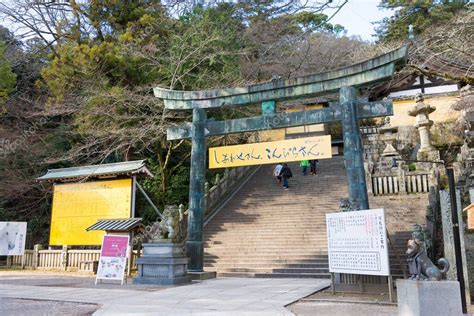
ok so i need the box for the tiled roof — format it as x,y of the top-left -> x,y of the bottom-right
37,160 -> 153,182
86,218 -> 143,232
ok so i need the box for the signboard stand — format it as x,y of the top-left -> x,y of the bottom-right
388,275 -> 393,302
95,234 -> 129,286
330,272 -> 395,302
326,209 -> 393,301
0,222 -> 27,257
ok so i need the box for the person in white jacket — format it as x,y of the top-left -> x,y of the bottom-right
273,163 -> 283,183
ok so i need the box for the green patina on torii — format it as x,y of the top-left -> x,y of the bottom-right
155,46 -> 408,272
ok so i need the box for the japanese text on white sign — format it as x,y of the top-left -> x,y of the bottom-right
326,209 -> 390,276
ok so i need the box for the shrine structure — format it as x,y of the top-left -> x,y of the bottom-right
154,46 -> 408,271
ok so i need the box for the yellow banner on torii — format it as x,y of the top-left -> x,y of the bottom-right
209,135 -> 332,169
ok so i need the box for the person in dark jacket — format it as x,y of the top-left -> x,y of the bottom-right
279,163 -> 293,190
310,159 -> 319,175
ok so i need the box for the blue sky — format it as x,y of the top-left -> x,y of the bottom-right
326,0 -> 395,41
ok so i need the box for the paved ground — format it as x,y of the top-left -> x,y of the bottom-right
3,271 -> 471,315
0,272 -> 329,315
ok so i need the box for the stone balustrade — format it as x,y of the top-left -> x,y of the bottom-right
204,166 -> 256,217
370,170 -> 433,196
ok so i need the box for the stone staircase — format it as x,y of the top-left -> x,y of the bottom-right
203,157 -> 348,278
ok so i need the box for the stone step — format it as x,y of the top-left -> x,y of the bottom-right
254,272 -> 331,279
204,262 -> 329,269
272,268 -> 329,274
204,157 -> 354,279
204,258 -> 329,264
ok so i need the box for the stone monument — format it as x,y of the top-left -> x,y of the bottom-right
134,205 -> 192,285
397,223 -> 462,316
408,94 -> 440,165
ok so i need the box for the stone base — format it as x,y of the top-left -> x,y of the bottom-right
397,279 -> 462,316
133,275 -> 192,285
133,241 -> 192,285
188,271 -> 217,281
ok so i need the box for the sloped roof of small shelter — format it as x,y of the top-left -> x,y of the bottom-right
36,160 -> 153,182
86,218 -> 143,232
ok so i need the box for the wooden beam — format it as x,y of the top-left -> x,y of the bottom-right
167,100 -> 392,140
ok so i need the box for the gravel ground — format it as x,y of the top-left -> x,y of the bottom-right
0,270 -> 168,291
0,297 -> 99,316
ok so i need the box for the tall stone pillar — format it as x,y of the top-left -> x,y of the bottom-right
187,107 -> 207,271
408,93 -> 440,162
340,86 -> 369,210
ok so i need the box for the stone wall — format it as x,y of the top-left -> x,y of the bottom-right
369,194 -> 429,234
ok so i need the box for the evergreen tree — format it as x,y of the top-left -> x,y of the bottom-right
376,0 -> 470,42
0,41 -> 16,111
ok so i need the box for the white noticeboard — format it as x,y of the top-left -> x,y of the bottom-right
326,208 -> 390,276
0,222 -> 27,256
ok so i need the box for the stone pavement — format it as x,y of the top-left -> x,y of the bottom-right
0,272 -> 329,315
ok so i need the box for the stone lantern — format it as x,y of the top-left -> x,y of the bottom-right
377,117 -> 401,173
408,93 -> 440,162
379,117 -> 400,157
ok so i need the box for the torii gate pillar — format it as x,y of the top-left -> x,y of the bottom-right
340,86 -> 369,210
187,107 -> 207,271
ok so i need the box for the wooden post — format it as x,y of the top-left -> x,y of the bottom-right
131,176 -> 137,217
331,273 -> 336,295
61,245 -> 68,271
388,275 -> 393,303
6,256 -> 12,268
21,252 -> 26,269
127,231 -> 133,276
33,244 -> 42,270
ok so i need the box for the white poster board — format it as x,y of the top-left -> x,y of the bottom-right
326,208 -> 390,276
0,222 -> 27,256
96,235 -> 129,285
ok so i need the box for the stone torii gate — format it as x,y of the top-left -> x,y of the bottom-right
154,46 -> 408,271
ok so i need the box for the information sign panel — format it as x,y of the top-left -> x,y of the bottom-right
50,179 -> 132,245
96,235 -> 129,285
0,222 -> 27,256
326,208 -> 390,276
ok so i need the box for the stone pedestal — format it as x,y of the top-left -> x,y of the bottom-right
134,241 -> 192,285
397,280 -> 462,316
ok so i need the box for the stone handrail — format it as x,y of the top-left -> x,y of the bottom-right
204,166 -> 256,217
